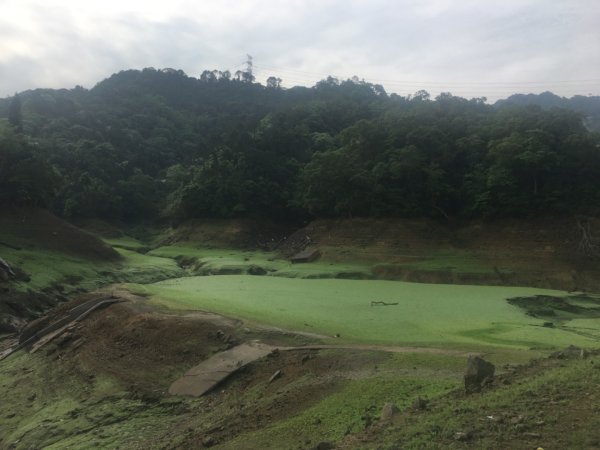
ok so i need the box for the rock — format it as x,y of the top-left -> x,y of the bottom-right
464,356 -> 495,393
247,265 -> 267,275
510,415 -> 524,425
454,431 -> 472,441
268,369 -> 282,383
202,436 -> 215,447
55,332 -> 75,348
312,442 -> 334,450
0,257 -> 15,278
381,402 -> 399,420
523,432 -> 541,438
551,345 -> 587,359
411,396 -> 428,411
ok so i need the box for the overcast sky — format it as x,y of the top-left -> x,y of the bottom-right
1,0 -> 599,100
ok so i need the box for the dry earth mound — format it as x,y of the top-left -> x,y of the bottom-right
160,218 -> 296,250
0,207 -> 120,261
279,217 -> 600,291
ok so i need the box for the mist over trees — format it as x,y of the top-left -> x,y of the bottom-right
1,67 -> 599,222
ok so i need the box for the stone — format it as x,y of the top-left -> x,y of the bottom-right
202,436 -> 215,447
454,431 -> 472,441
247,265 -> 267,275
551,345 -> 587,359
381,402 -> 399,420
312,442 -> 334,450
411,396 -> 428,410
464,356 -> 495,393
268,369 -> 282,383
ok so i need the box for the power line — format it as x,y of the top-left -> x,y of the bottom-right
253,63 -> 600,88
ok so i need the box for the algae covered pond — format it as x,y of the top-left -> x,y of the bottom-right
132,275 -> 600,349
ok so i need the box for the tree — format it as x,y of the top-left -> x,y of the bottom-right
266,76 -> 282,89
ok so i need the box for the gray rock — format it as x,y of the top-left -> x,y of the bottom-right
202,436 -> 215,447
0,257 -> 15,278
551,345 -> 587,359
411,396 -> 428,410
454,431 -> 472,441
268,369 -> 282,383
381,402 -> 399,420
312,442 -> 334,450
247,265 -> 267,275
464,356 -> 495,393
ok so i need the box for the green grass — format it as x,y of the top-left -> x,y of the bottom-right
102,235 -> 147,251
403,251 -> 494,274
149,244 -> 373,278
371,357 -> 600,450
1,246 -> 184,294
0,352 -> 180,450
218,375 -> 456,450
113,248 -> 185,284
130,275 -> 600,349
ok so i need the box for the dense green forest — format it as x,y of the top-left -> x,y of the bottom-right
1,68 -> 600,222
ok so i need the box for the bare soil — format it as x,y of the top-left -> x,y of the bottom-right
279,217 -> 600,291
0,207 -> 120,260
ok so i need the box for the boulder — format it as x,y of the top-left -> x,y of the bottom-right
0,257 -> 16,283
381,402 -> 399,420
551,345 -> 587,359
312,442 -> 334,450
247,265 -> 267,275
268,369 -> 282,383
411,396 -> 428,411
464,356 -> 495,393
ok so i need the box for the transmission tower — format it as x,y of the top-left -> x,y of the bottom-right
246,54 -> 253,79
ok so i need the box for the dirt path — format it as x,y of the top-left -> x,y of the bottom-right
169,341 -> 276,396
284,344 -> 476,356
169,341 -> 477,397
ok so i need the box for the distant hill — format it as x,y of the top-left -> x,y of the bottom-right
1,69 -> 600,222
495,91 -> 600,132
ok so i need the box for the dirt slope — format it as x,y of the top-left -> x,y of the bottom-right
279,217 -> 600,291
0,207 -> 120,260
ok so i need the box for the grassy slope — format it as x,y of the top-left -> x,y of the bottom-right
362,356 -> 600,450
2,245 -> 183,294
132,275 -> 600,349
0,352 -> 182,450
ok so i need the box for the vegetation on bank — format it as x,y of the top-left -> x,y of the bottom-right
1,69 -> 600,223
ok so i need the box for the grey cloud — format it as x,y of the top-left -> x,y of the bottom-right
0,0 -> 599,100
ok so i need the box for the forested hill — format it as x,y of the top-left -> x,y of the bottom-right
1,68 -> 600,222
495,91 -> 600,132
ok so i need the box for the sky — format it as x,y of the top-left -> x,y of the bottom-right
1,0 -> 599,101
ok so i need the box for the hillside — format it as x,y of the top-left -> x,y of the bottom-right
1,69 -> 600,225
279,217 -> 600,291
2,69 -> 600,450
0,208 -> 182,333
495,91 -> 600,132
